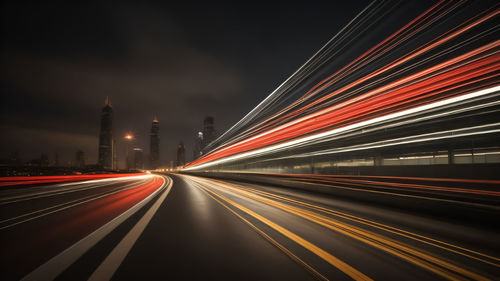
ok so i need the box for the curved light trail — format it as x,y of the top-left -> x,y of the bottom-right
185,1 -> 500,172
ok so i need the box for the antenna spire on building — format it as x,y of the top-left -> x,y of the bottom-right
105,96 -> 111,107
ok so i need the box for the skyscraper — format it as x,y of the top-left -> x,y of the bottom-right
40,153 -> 49,167
150,117 -> 160,169
98,97 -> 113,169
176,141 -> 185,167
54,152 -> 59,167
193,131 -> 203,160
75,150 -> 85,168
202,116 -> 215,149
133,148 -> 144,170
112,139 -> 117,170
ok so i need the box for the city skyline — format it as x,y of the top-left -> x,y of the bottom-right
1,1 -> 498,280
0,96 -> 218,170
0,0 -> 375,166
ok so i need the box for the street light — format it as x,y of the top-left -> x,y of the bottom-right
124,133 -> 134,140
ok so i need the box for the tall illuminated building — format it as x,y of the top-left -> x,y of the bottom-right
112,139 -> 117,170
98,97 -> 113,169
193,131 -> 203,160
202,116 -> 215,149
133,148 -> 144,169
150,117 -> 160,169
176,141 -> 185,167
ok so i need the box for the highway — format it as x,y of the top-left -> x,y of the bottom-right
0,173 -> 498,280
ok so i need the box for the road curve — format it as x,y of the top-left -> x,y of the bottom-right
0,173 -> 498,280
0,174 -> 168,280
172,174 -> 499,281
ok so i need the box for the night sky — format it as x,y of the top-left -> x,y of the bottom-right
1,1 -> 374,167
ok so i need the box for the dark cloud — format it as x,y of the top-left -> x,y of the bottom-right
1,0 -> 372,166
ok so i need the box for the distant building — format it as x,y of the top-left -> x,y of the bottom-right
193,131 -> 203,160
126,147 -> 133,170
133,148 -> 143,170
40,153 -> 49,167
75,150 -> 85,167
9,150 -> 21,166
202,116 -> 215,149
112,139 -> 117,170
176,141 -> 185,167
54,152 -> 60,167
98,97 -> 113,169
150,117 -> 160,169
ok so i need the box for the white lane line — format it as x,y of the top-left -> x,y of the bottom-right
0,180 -> 148,229
21,176 -> 172,281
0,176 -> 151,204
88,176 -> 174,281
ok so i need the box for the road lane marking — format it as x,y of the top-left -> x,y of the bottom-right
21,176 -> 170,281
191,180 -> 328,281
278,179 -> 500,211
189,177 -> 373,281
290,176 -> 500,196
0,179 -> 151,230
215,179 -> 500,267
0,180 -> 121,205
88,176 -> 173,281
0,176 -> 152,204
218,171 -> 500,184
195,177 -> 491,281
0,182 -> 113,204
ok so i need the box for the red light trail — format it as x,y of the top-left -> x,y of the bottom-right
185,1 -> 500,172
0,173 -> 150,187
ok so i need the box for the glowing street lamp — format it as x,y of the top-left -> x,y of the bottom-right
124,133 -> 135,170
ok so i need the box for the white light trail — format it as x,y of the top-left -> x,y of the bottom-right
184,85 -> 500,171
255,123 -> 500,161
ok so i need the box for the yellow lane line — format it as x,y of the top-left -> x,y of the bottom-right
191,179 -> 373,281
220,180 -> 500,266
196,178 -> 491,281
190,181 -> 328,281
279,179 -> 499,211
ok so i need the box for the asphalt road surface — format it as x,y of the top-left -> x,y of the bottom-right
0,173 -> 498,280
